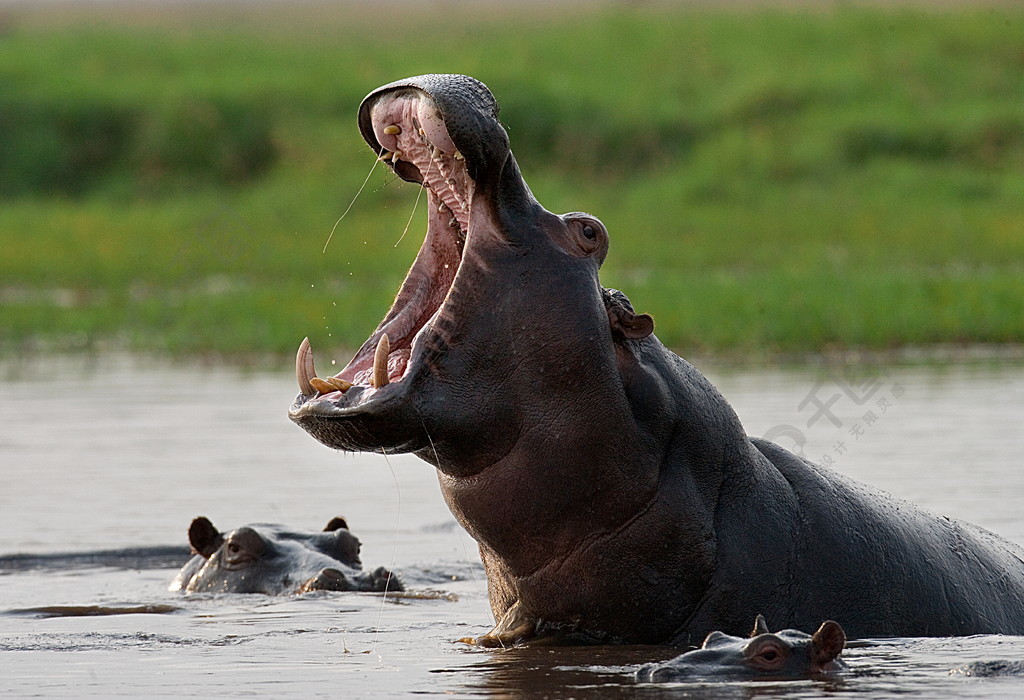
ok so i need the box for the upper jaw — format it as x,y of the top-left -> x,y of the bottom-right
289,79 -> 502,427
357,74 -> 507,186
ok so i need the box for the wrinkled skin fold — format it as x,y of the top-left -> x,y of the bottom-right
290,74 -> 1024,645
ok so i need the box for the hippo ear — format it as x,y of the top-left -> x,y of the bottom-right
604,288 -> 654,341
324,516 -> 350,532
188,516 -> 224,558
810,620 -> 846,666
751,614 -> 771,637
609,307 -> 654,341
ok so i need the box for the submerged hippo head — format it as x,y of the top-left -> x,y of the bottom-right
169,516 -> 400,595
637,616 -> 847,682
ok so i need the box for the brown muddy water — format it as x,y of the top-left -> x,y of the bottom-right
1,355 -> 1023,698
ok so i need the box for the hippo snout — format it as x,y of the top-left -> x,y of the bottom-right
298,567 -> 353,593
636,663 -> 686,683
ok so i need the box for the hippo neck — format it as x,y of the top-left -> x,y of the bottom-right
441,337 -> 772,643
410,227 -> 661,573
425,333 -> 755,583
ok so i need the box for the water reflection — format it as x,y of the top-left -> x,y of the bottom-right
459,644 -> 857,699
455,645 -> 673,699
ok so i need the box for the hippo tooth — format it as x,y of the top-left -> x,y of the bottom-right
296,338 -> 316,395
371,333 -> 390,389
378,151 -> 394,162
392,150 -> 403,162
309,377 -> 336,394
453,151 -> 464,160
383,124 -> 401,135
326,376 -> 353,392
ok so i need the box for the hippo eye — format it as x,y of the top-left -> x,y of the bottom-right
558,214 -> 606,259
747,639 -> 787,669
228,543 -> 241,554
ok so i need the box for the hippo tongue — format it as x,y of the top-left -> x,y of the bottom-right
296,90 -> 473,398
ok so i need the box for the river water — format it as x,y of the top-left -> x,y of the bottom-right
1,355 -> 1023,698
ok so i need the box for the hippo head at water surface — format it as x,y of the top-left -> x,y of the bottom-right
289,74 -> 1024,645
637,615 -> 847,682
169,516 -> 399,595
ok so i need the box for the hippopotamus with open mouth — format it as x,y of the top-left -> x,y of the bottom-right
637,615 -> 847,682
170,516 -> 400,595
289,74 -> 1024,645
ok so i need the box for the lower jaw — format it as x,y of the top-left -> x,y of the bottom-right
296,229 -> 468,405
295,322 -> 417,403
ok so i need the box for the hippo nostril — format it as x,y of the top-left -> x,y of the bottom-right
655,666 -> 685,683
321,568 -> 345,581
306,567 -> 353,593
296,567 -> 353,594
637,663 -> 689,684
636,664 -> 668,683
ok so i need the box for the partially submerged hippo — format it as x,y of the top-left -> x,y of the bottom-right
170,516 -> 400,595
637,615 -> 847,682
952,660 -> 1024,677
289,74 -> 1024,645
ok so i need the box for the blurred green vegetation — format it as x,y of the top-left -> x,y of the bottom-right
1,4 -> 1022,362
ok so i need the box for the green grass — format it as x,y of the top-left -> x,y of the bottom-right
1,4 -> 1023,361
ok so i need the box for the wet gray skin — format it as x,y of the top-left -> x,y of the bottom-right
289,74 -> 1024,645
637,615 -> 847,682
953,660 -> 1024,677
169,517 -> 400,595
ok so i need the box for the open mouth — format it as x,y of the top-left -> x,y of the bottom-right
293,89 -> 475,409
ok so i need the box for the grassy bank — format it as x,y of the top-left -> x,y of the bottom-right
1,3 -> 1022,361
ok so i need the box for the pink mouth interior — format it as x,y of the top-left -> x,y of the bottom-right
323,91 -> 474,394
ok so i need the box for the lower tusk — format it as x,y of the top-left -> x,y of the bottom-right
296,338 -> 316,395
371,333 -> 390,389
